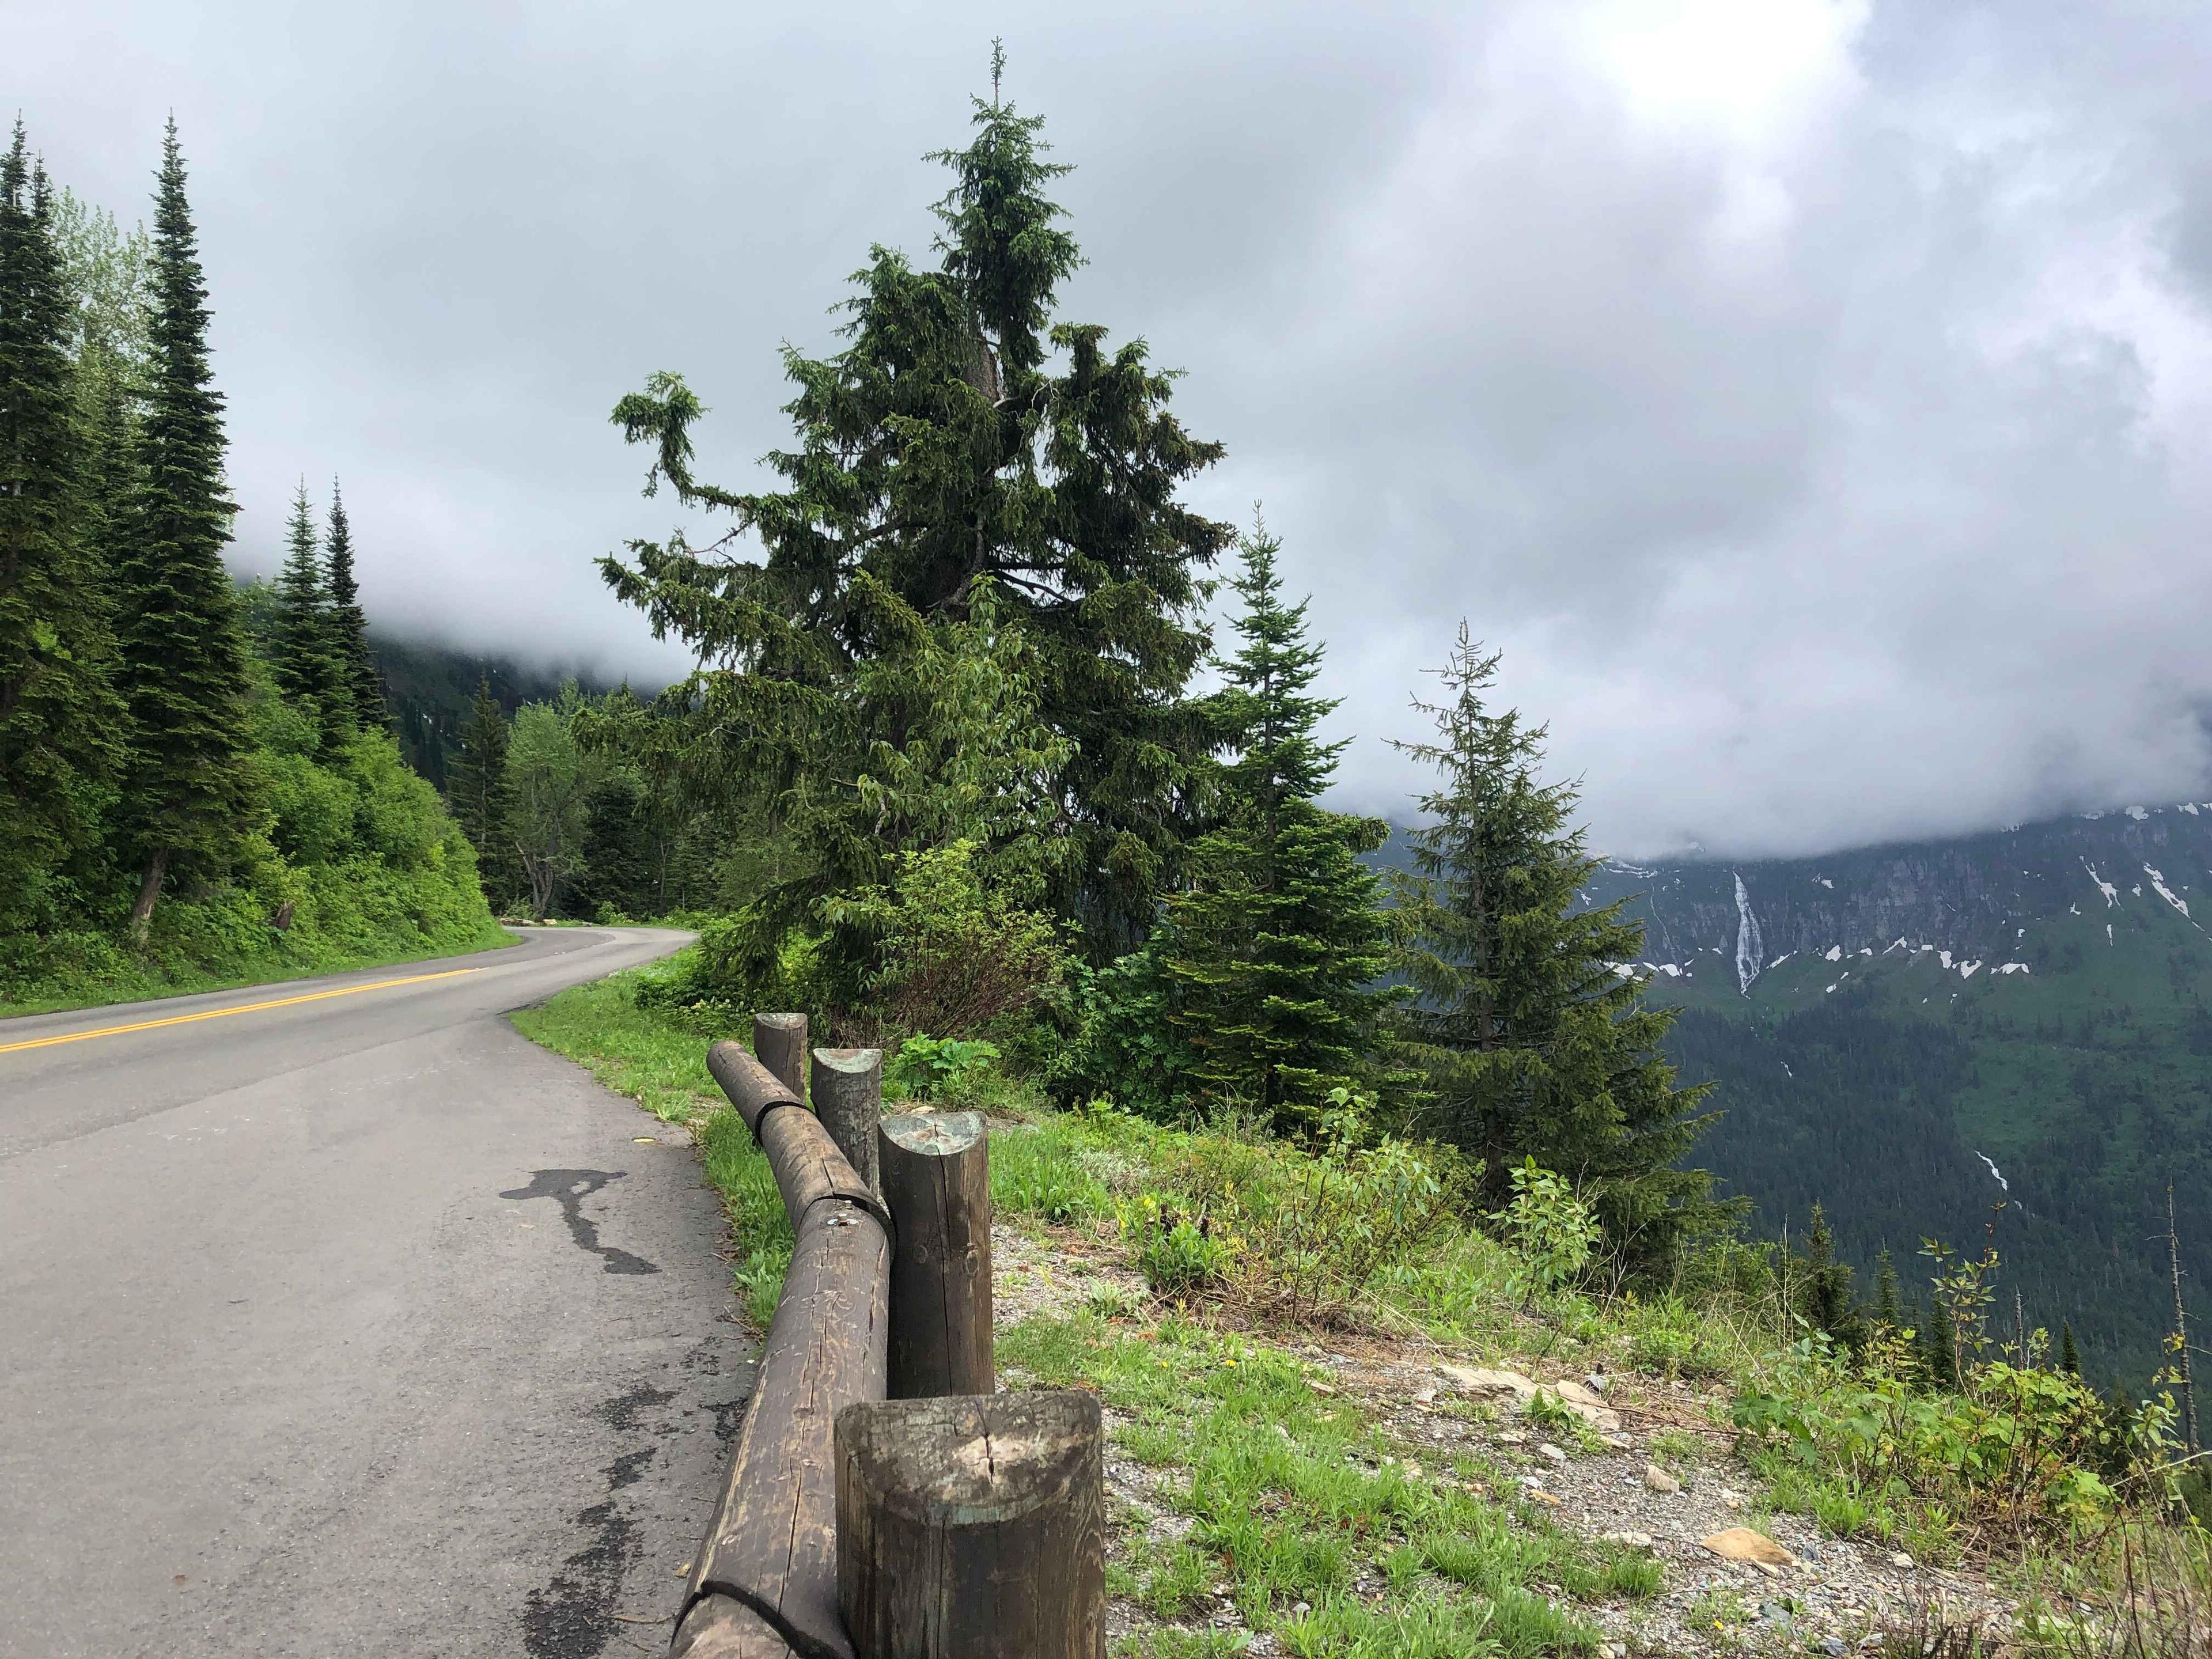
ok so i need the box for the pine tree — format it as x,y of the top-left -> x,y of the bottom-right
323,480 -> 381,725
1391,627 -> 1728,1271
2059,1319 -> 2082,1376
1922,1293 -> 1961,1391
270,479 -> 346,745
1873,1248 -> 1902,1331
1149,526 -> 1394,1128
0,124 -> 124,931
1801,1203 -> 1865,1350
603,56 -> 1230,950
447,677 -> 515,905
111,119 -> 258,933
576,770 -> 652,921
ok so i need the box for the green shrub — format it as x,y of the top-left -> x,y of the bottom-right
886,1035 -> 1002,1103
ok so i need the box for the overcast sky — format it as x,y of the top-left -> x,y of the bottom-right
18,1 -> 2212,859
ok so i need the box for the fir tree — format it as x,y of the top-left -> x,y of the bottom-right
1391,628 -> 1728,1271
1922,1293 -> 1961,1390
1873,1248 -> 1902,1331
2059,1319 -> 2082,1376
323,480 -> 381,725
0,124 -> 123,931
1800,1203 -> 1866,1351
270,479 -> 345,745
111,119 -> 257,933
576,771 -> 652,921
1150,526 -> 1394,1128
448,677 -> 516,905
603,57 -> 1230,950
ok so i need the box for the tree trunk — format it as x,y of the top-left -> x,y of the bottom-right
835,1391 -> 1104,1659
878,1110 -> 993,1399
129,848 -> 169,940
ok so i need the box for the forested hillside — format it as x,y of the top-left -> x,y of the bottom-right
0,120 -> 499,1009
1575,809 -> 2212,1380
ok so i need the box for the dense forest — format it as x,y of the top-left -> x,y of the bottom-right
0,119 -> 497,1007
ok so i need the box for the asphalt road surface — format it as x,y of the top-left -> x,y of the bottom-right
0,926 -> 750,1658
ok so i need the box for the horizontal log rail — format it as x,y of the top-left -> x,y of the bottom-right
672,1014 -> 1101,1659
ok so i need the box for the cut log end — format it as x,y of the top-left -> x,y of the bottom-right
879,1110 -> 984,1158
836,1391 -> 1103,1659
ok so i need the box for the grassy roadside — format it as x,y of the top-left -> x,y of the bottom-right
0,916 -> 515,1021
516,951 -> 2208,1658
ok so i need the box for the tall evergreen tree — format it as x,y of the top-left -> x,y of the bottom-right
2059,1319 -> 2082,1376
1873,1248 -> 1902,1331
270,479 -> 345,745
448,677 -> 516,904
0,124 -> 123,931
1800,1203 -> 1866,1350
1150,527 -> 1394,1129
111,119 -> 257,933
323,480 -> 381,725
603,58 -> 1230,950
1391,628 -> 1728,1271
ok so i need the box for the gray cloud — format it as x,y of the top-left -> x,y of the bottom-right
17,0 -> 2212,857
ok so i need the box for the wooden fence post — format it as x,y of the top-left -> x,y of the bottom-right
835,1391 -> 1104,1659
877,1111 -> 993,1399
810,1048 -> 884,1200
755,1013 -> 810,1103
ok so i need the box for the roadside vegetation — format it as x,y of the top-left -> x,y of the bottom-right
0,122 -> 500,1014
499,56 -> 2205,1656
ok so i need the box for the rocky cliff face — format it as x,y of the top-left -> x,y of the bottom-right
1584,804 -> 2212,993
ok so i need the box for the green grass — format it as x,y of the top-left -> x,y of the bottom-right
0,916 -> 515,1021
1000,1310 -> 1657,1656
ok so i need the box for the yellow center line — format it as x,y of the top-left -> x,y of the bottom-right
0,967 -> 484,1056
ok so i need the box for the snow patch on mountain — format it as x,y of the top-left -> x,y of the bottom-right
2084,861 -> 2119,906
2145,865 -> 2194,923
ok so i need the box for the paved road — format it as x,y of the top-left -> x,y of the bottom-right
0,927 -> 750,1658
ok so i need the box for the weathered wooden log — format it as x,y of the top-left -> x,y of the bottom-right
809,1048 -> 884,1200
758,1100 -> 893,1238
835,1391 -> 1105,1659
685,1198 -> 891,1659
670,1593 -> 799,1658
877,1111 -> 993,1399
754,1013 -> 809,1103
708,1040 -> 802,1139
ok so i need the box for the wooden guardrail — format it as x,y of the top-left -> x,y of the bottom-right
669,1014 -> 1103,1659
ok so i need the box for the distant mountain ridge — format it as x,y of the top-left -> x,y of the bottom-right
1586,804 -> 2212,993
1565,804 -> 2212,1382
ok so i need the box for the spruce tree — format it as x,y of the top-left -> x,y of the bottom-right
2059,1319 -> 2082,1376
448,678 -> 516,904
1873,1248 -> 1902,1331
0,125 -> 123,931
603,57 -> 1229,950
112,119 -> 257,933
1800,1203 -> 1865,1350
323,480 -> 381,725
577,771 -> 652,921
1391,627 -> 1727,1271
270,479 -> 345,745
1149,527 -> 1393,1128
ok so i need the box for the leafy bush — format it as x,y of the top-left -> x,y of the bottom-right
1732,1324 -> 2159,1550
885,1035 -> 1001,1103
816,838 -> 1066,1043
1121,1194 -> 1230,1298
1126,1099 -> 1460,1326
1489,1158 -> 1599,1307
